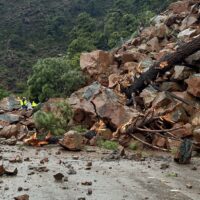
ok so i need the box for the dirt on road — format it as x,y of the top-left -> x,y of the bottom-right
0,145 -> 200,200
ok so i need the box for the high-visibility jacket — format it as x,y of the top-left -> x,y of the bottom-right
20,99 -> 27,106
31,101 -> 38,108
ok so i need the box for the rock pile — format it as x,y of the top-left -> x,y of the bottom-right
69,0 -> 200,152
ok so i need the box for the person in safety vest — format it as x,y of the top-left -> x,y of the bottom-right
20,97 -> 28,110
31,100 -> 38,108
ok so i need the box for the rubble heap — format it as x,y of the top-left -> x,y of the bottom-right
69,0 -> 200,152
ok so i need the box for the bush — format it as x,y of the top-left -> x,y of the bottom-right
27,56 -> 85,102
0,86 -> 9,100
33,101 -> 73,135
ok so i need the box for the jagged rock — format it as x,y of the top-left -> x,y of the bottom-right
0,96 -> 20,111
185,74 -> 200,97
152,92 -> 174,109
14,194 -> 29,200
193,127 -> 200,142
0,125 -> 19,138
69,82 -> 139,129
108,74 -> 121,88
80,50 -> 114,86
171,123 -> 193,138
180,14 -> 198,30
163,104 -> 189,123
185,50 -> 200,66
160,82 -> 182,92
155,24 -> 169,39
191,110 -> 200,126
171,65 -> 193,80
169,1 -> 190,14
140,86 -> 158,107
140,26 -> 156,40
177,28 -> 197,38
152,15 -> 168,25
0,113 -> 21,124
59,130 -> 83,151
147,37 -> 160,52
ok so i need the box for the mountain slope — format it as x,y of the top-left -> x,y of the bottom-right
0,0 -> 175,92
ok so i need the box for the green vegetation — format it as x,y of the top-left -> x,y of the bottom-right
27,56 -> 85,102
0,86 -> 9,100
98,140 -> 119,150
0,0 -> 175,94
33,101 -> 73,135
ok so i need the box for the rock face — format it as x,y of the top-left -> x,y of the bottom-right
69,82 -> 139,129
59,130 -> 83,151
186,74 -> 200,97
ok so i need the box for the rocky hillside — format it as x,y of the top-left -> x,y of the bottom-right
0,0 -> 175,92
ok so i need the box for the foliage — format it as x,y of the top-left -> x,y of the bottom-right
0,0 -> 176,92
71,125 -> 88,133
27,56 -> 85,102
0,86 -> 9,100
98,140 -> 118,150
129,142 -> 139,151
33,101 -> 73,135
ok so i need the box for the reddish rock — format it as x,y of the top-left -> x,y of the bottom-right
169,1 -> 190,14
59,130 -> 83,151
147,37 -> 160,52
171,123 -> 193,138
69,82 -> 139,129
80,50 -> 114,85
153,136 -> 167,148
185,74 -> 200,97
14,194 -> 29,200
152,92 -> 173,109
155,24 -> 169,39
0,125 -> 19,139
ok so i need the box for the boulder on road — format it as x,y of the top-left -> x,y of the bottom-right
59,130 -> 83,151
0,125 -> 19,139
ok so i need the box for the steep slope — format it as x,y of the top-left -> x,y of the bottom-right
0,0 -> 175,92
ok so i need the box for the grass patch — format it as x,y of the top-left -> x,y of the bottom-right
98,140 -> 118,150
71,125 -> 87,133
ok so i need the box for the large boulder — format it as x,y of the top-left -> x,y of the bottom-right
59,130 -> 83,151
185,74 -> 200,97
69,82 -> 139,129
0,125 -> 19,139
0,113 -> 21,124
80,50 -> 114,86
0,96 -> 20,111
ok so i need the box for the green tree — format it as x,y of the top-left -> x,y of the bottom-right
27,56 -> 85,102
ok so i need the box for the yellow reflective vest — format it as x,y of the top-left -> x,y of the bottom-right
31,101 -> 38,108
20,100 -> 27,106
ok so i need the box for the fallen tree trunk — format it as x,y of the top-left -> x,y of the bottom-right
122,35 -> 200,100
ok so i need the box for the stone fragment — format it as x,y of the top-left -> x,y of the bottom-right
14,194 -> 29,200
180,15 -> 198,30
172,65 -> 193,81
185,74 -> 200,97
171,123 -> 193,138
177,28 -> 197,38
140,86 -> 157,107
185,50 -> 200,66
54,173 -> 64,181
59,130 -> 83,151
160,82 -> 182,92
147,37 -> 160,52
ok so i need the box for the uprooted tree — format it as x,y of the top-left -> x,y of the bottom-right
122,35 -> 200,104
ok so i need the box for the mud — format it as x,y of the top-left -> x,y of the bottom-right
0,145 -> 200,200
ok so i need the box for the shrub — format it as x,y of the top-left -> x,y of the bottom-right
98,140 -> 118,150
33,101 -> 73,135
